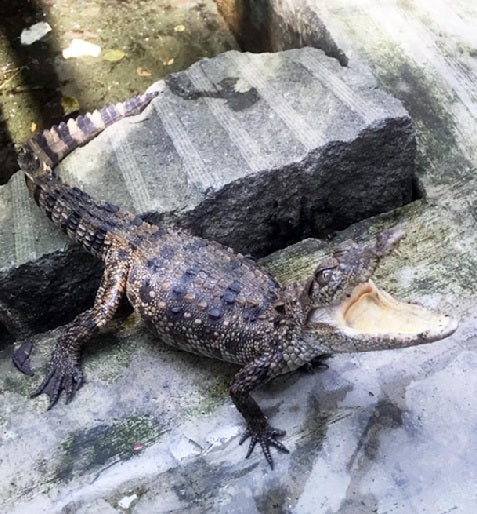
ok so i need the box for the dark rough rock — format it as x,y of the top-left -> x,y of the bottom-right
0,247 -> 103,344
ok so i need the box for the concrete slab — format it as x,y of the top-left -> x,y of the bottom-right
0,224 -> 474,513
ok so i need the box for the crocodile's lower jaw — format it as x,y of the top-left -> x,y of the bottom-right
305,280 -> 458,353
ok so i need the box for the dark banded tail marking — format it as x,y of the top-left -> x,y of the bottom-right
70,186 -> 94,206
100,202 -> 120,214
21,90 -> 159,179
18,90 -> 160,259
54,122 -> 76,151
66,209 -> 82,234
44,187 -> 61,210
100,104 -> 119,125
124,96 -> 141,110
76,113 -> 97,136
32,132 -> 58,166
91,224 -> 108,253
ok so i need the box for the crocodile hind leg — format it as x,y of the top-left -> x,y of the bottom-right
32,249 -> 131,409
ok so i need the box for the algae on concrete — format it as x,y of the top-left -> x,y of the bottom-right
55,415 -> 165,483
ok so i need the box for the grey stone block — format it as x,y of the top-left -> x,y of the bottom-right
0,47 -> 415,339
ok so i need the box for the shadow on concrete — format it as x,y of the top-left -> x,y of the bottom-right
0,0 -> 64,184
0,104 -> 17,184
215,0 -> 348,65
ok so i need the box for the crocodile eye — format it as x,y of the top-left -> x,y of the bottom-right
315,268 -> 333,286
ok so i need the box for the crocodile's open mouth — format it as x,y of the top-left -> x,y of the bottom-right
306,280 -> 458,352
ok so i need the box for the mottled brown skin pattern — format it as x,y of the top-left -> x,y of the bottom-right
15,92 -> 402,468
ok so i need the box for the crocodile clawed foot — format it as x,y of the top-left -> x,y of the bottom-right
12,341 -> 34,376
31,357 -> 83,409
301,354 -> 331,374
239,422 -> 289,469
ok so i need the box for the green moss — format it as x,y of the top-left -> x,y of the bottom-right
83,332 -> 135,382
0,374 -> 34,397
382,53 -> 471,183
187,374 -> 231,417
82,322 -> 150,382
335,14 -> 471,184
411,247 -> 477,295
54,415 -> 164,482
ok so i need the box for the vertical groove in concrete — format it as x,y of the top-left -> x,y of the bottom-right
106,129 -> 152,213
228,52 -> 322,150
297,52 -> 384,123
153,99 -> 213,189
10,172 -> 36,263
185,67 -> 269,172
367,5 -> 477,120
422,0 -> 477,46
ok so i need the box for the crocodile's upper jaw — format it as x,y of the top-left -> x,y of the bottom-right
303,280 -> 458,353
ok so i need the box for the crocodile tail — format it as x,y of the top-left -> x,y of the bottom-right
19,91 -> 159,185
18,91 -> 159,259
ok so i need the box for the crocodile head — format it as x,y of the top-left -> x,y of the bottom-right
302,227 -> 458,353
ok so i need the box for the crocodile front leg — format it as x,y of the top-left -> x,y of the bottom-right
230,354 -> 290,469
31,249 -> 131,409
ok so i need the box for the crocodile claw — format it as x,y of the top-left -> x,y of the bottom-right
32,358 -> 83,409
301,354 -> 331,374
239,424 -> 289,469
12,341 -> 34,376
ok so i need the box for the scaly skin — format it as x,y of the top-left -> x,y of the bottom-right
13,92 -> 455,469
